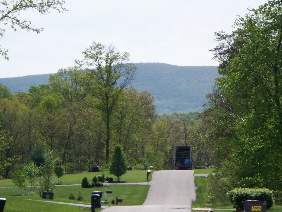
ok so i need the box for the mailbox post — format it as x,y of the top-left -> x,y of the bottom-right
147,170 -> 151,180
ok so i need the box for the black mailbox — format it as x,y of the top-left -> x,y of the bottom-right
243,200 -> 267,212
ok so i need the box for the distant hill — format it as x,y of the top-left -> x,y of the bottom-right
0,63 -> 218,114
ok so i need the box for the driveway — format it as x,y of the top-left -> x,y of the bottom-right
101,170 -> 195,212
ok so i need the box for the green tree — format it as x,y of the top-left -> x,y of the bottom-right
210,0 -> 282,190
49,68 -> 90,103
0,84 -> 11,99
146,121 -> 171,169
10,170 -> 27,195
30,144 -> 45,166
109,145 -> 127,182
23,161 -> 39,190
76,42 -> 136,161
0,98 -> 31,177
112,88 -> 156,165
0,0 -> 66,59
54,159 -> 64,184
28,84 -> 52,108
36,95 -> 62,150
39,150 -> 55,193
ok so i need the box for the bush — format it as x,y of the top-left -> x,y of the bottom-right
133,164 -> 147,170
69,193 -> 75,200
208,174 -> 232,204
95,182 -> 103,187
81,177 -> 90,188
105,177 -> 113,183
54,159 -> 64,180
92,176 -> 98,184
227,188 -> 273,209
97,173 -> 105,182
77,191 -> 84,201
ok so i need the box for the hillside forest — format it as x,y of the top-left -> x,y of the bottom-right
1,0 -> 282,205
0,63 -> 218,115
0,42 -> 207,179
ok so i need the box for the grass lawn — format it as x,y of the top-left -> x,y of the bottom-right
194,168 -> 213,175
192,169 -> 282,212
0,170 -> 151,212
1,185 -> 149,212
60,170 -> 152,185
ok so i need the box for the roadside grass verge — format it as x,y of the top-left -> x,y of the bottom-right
192,169 -> 282,212
194,168 -> 213,175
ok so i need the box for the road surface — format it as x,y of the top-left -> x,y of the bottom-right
101,170 -> 195,212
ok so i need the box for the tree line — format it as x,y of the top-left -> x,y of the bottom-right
191,0 -> 282,202
0,42 -> 204,178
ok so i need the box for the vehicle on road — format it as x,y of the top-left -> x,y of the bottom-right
174,146 -> 192,170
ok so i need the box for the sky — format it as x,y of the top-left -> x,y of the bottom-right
0,0 -> 268,78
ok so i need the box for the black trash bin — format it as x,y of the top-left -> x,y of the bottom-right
42,192 -> 48,199
243,200 -> 267,212
92,191 -> 103,198
47,192 -> 54,199
42,191 -> 54,199
0,198 -> 6,212
91,194 -> 101,211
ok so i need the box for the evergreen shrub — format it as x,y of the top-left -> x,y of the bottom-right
97,173 -> 105,182
92,176 -> 98,184
69,193 -> 75,200
227,188 -> 273,209
81,177 -> 90,188
77,191 -> 84,201
105,177 -> 113,183
95,182 -> 103,187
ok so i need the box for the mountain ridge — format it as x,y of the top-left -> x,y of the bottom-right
0,63 -> 218,114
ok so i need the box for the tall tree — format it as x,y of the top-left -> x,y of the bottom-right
0,0 -> 66,59
146,121 -> 171,169
35,95 -> 62,150
112,88 -> 156,165
210,0 -> 282,190
49,68 -> 90,103
76,42 -> 136,160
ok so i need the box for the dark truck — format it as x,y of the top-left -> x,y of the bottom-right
174,146 -> 192,170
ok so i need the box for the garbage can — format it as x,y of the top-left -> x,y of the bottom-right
91,194 -> 101,209
243,200 -> 266,212
42,191 -> 54,199
92,191 -> 103,198
0,198 -> 6,212
47,192 -> 54,199
42,192 -> 48,199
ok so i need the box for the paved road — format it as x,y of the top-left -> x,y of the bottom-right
101,170 -> 195,212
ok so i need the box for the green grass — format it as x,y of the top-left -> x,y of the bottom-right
192,177 -> 210,208
0,170 -> 151,212
1,185 -> 149,212
192,173 -> 282,212
60,170 -> 152,185
194,168 -> 213,175
0,178 -> 16,187
4,197 -> 85,212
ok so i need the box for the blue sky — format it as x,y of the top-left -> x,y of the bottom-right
0,0 -> 267,78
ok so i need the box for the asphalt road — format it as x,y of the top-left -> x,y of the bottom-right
101,170 -> 195,212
